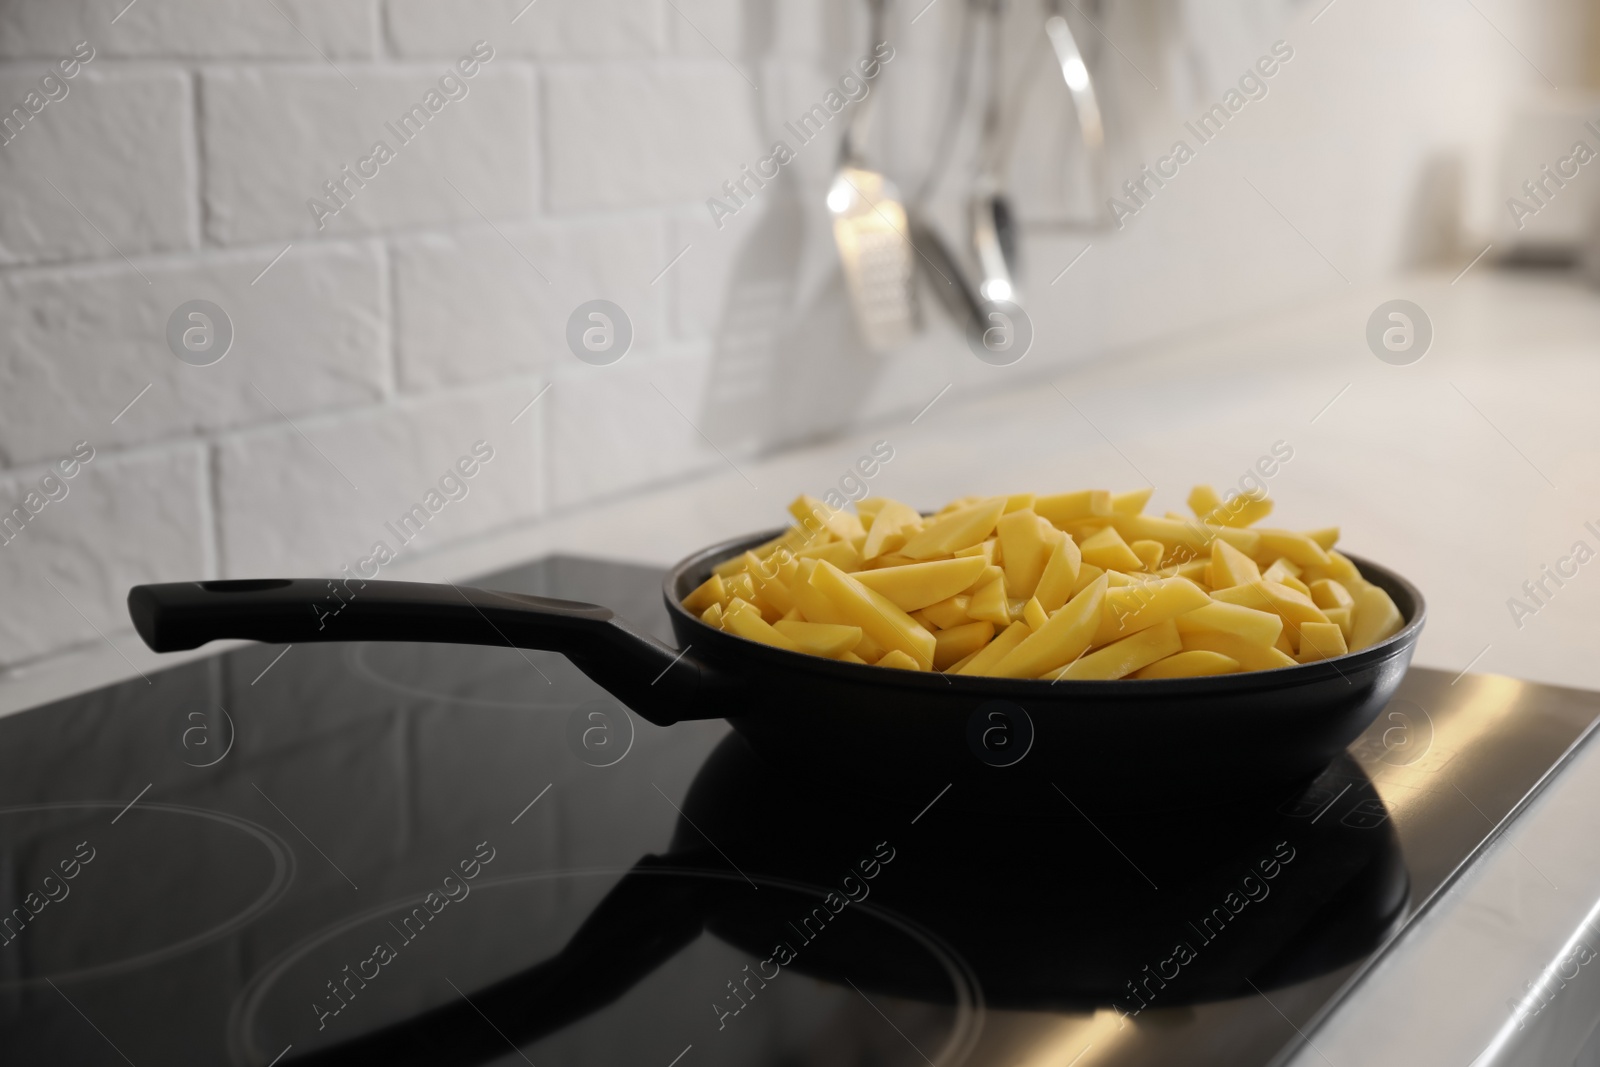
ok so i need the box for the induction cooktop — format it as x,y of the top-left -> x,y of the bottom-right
2,554 -> 1598,1067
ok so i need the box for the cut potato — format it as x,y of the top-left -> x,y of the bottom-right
688,484 -> 1400,679
968,575 -> 1011,626
1180,631 -> 1297,672
809,560 -> 937,668
933,620 -> 996,670
1309,578 -> 1354,611
723,598 -> 800,651
1295,621 -> 1349,663
1035,489 -> 1112,527
875,649 -> 923,671
901,498 -> 1006,559
1172,600 -> 1283,647
1255,528 -> 1333,569
997,509 -> 1053,598
773,620 -> 863,658
1092,577 -> 1211,648
1033,535 -> 1083,612
919,595 -> 972,630
1079,526 -> 1144,572
957,620 -> 1032,676
1349,585 -> 1404,651
1130,539 -> 1165,572
1132,650 -> 1241,679
1111,488 -> 1154,515
853,555 -> 990,612
861,500 -> 923,561
989,575 -> 1108,680
1051,621 -> 1182,681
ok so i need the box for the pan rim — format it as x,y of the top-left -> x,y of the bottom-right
662,526 -> 1426,694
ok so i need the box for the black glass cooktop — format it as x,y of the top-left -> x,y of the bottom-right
3,555 -> 1599,1067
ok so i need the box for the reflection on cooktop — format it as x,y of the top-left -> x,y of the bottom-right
0,555 -> 1597,1066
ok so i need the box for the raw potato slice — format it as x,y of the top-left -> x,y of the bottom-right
1306,526 -> 1340,550
1295,621 -> 1348,663
1323,605 -> 1353,642
1092,577 -> 1211,648
875,649 -> 922,670
1033,536 -> 1084,612
1051,621 -> 1182,681
1255,529 -> 1333,569
723,599 -> 800,651
1111,514 -> 1210,555
1022,597 -> 1049,631
934,620 -> 995,670
773,621 -> 863,658
1180,631 -> 1297,672
965,564 -> 1004,595
1349,585 -> 1404,651
953,539 -> 996,564
861,500 -> 924,560
901,498 -> 1006,559
1172,600 -> 1283,647
1211,580 -> 1330,628
1002,492 -> 1038,513
1079,526 -> 1144,572
1130,539 -> 1165,571
1111,488 -> 1154,515
919,595 -> 972,630
990,575 -> 1109,679
745,552 -> 795,614
1308,578 -> 1354,610
723,571 -> 756,603
794,539 -> 862,572
1208,525 -> 1263,557
791,563 -> 850,626
809,561 -> 937,668
1188,484 -> 1273,528
701,603 -> 723,628
1261,557 -> 1302,585
1323,550 -> 1364,584
997,509 -> 1053,598
1132,650 -> 1241,679
789,494 -> 865,541
853,555 -> 990,612
1035,489 -> 1112,527
1071,563 -> 1107,597
957,620 -> 1032,675
683,574 -> 724,613
967,575 -> 1011,626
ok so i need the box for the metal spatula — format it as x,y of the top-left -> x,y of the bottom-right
829,0 -> 919,352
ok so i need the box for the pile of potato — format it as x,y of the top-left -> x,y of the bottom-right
681,488 -> 1405,680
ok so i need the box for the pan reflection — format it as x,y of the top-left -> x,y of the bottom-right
273,733 -> 1405,1066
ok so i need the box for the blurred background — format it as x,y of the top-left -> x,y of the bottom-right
2,0 -> 1599,702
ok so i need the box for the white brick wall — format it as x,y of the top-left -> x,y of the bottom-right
0,0 -> 771,676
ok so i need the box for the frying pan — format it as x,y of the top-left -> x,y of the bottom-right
127,527 -> 1426,813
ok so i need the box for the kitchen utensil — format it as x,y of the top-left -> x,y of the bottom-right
128,528 -> 1425,815
829,0 -> 919,352
970,0 -> 1019,304
1043,2 -> 1108,219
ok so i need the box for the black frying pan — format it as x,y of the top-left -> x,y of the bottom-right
127,528 -> 1425,813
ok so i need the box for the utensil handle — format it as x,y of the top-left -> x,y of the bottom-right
126,579 -> 711,725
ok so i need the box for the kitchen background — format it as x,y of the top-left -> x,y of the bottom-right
1,0 -> 1598,701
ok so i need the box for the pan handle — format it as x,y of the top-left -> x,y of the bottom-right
126,579 -> 713,726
